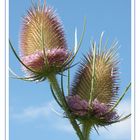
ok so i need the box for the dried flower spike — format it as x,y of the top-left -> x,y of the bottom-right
67,34 -> 130,129
71,41 -> 119,104
19,1 -> 70,80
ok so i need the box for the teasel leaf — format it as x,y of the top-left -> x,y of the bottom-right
71,34 -> 120,105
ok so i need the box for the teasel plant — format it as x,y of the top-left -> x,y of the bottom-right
9,1 -> 131,140
66,32 -> 131,139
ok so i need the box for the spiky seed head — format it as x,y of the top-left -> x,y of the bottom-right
66,35 -> 130,128
20,1 -> 70,78
20,2 -> 67,56
71,39 -> 119,105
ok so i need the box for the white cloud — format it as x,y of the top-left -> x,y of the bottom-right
11,99 -> 131,139
52,99 -> 131,139
12,104 -> 50,120
11,100 -> 59,120
53,119 -> 74,133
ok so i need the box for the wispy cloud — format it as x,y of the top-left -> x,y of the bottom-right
52,119 -> 74,133
11,104 -> 50,120
11,100 -> 61,121
52,99 -> 131,139
10,99 -> 131,139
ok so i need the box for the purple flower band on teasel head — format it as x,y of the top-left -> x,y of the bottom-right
66,95 -> 89,116
21,51 -> 44,71
19,3 -> 70,78
21,48 -> 69,72
47,48 -> 69,65
66,95 -> 118,121
92,99 -> 109,116
92,98 -> 118,120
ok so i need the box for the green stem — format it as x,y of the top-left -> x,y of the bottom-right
48,74 -> 84,140
82,121 -> 92,140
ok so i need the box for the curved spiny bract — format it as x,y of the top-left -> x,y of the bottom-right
20,2 -> 67,56
71,40 -> 119,105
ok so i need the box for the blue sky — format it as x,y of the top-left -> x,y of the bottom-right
9,0 -> 131,140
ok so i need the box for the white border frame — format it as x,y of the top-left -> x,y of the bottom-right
0,0 -> 6,140
131,0 -> 135,140
135,0 -> 140,139
0,0 -> 136,140
6,0 -> 9,139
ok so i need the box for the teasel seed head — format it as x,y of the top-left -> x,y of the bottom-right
66,34 -> 124,126
71,37 -> 119,105
20,1 -> 70,80
21,1 -> 67,56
